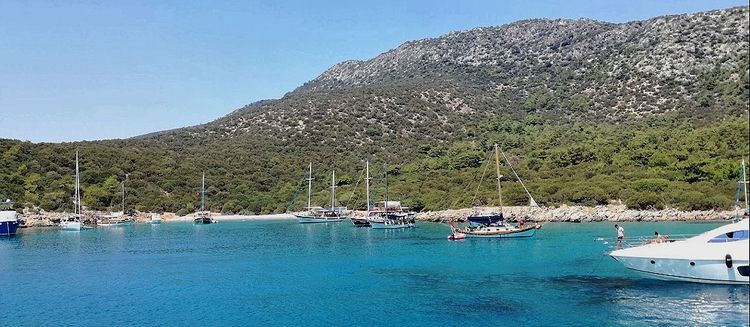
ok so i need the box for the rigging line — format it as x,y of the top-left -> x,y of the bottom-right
346,166 -> 366,207
287,170 -> 308,211
469,151 -> 493,208
499,147 -> 538,207
370,164 -> 386,205
449,149 -> 491,209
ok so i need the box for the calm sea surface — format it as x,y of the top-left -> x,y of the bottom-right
1,220 -> 748,326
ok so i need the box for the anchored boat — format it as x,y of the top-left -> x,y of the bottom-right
350,160 -> 373,227
368,164 -> 415,229
150,213 -> 162,224
98,182 -> 133,226
194,172 -> 216,224
610,161 -> 750,284
610,219 -> 749,284
61,150 -> 84,231
0,199 -> 20,237
295,163 -> 345,223
456,144 -> 540,238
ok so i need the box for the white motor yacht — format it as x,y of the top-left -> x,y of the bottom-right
610,218 -> 749,285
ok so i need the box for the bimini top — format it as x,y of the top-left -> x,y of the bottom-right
468,213 -> 504,225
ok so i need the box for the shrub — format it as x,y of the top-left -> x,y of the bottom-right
625,192 -> 664,210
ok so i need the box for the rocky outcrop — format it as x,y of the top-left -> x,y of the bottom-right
19,209 -> 180,227
416,204 -> 738,223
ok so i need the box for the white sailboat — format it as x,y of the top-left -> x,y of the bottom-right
98,182 -> 133,226
295,163 -> 345,223
456,144 -> 540,238
194,172 -> 215,224
610,160 -> 750,284
61,151 -> 83,231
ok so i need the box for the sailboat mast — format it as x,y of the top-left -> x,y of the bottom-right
307,163 -> 313,209
743,160 -> 748,214
121,182 -> 125,213
384,164 -> 389,211
75,150 -> 80,216
201,172 -> 205,212
365,161 -> 370,212
331,170 -> 336,211
494,144 -> 503,214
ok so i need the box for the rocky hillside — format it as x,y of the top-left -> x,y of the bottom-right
147,6 -> 749,153
296,7 -> 748,118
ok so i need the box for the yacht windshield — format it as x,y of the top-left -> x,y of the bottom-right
708,230 -> 749,243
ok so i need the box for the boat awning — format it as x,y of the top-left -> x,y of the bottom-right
468,214 -> 504,225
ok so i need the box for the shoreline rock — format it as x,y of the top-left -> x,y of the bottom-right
18,205 -> 741,227
415,204 -> 738,223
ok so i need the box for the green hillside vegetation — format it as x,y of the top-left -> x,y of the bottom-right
2,114 -> 747,215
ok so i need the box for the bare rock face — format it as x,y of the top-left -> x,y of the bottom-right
294,7 -> 748,119
158,6 -> 750,152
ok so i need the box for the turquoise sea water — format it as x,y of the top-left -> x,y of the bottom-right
1,220 -> 748,326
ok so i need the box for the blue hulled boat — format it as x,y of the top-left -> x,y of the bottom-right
0,200 -> 21,236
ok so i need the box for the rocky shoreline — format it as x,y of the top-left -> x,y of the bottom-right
18,204 -> 741,227
415,205 -> 739,223
19,211 -> 179,227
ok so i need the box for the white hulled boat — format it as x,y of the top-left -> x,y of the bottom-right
610,161 -> 750,284
456,144 -> 541,238
150,213 -> 162,224
98,182 -> 133,226
295,163 -> 345,223
61,151 -> 83,231
97,212 -> 133,227
610,219 -> 749,284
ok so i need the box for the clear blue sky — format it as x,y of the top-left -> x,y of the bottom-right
1,0 -> 745,142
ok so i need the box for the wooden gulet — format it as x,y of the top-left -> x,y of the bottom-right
350,160 -> 372,227
295,163 -> 345,223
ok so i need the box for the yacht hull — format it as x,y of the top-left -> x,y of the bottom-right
350,217 -> 371,227
296,215 -> 344,223
98,220 -> 133,227
0,220 -> 20,236
461,225 -> 538,238
194,217 -> 215,224
370,222 -> 414,229
609,218 -> 749,285
60,221 -> 82,231
610,255 -> 749,285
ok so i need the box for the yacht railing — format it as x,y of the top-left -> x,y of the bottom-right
598,233 -> 700,250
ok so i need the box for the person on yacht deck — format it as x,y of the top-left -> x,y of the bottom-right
615,224 -> 625,246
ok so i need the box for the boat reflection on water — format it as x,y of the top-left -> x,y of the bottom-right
611,278 -> 750,326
